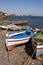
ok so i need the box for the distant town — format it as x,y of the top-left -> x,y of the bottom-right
0,11 -> 32,18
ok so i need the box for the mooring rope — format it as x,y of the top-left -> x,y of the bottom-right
7,51 -> 11,65
23,41 -> 37,65
27,44 -> 36,65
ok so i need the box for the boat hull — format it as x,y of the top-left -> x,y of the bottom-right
6,37 -> 30,51
36,45 -> 43,56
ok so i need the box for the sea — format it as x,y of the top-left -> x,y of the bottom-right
3,16 -> 43,29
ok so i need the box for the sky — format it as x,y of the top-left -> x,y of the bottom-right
0,0 -> 43,16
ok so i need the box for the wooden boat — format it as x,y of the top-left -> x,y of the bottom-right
32,31 -> 43,56
0,23 -> 22,30
6,29 -> 34,51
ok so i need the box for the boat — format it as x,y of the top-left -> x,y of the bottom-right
32,31 -> 43,56
0,24 -> 8,29
0,23 -> 22,30
7,24 -> 22,30
6,29 -> 34,51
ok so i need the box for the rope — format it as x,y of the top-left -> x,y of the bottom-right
27,41 -> 36,65
28,45 -> 36,65
5,31 -> 11,65
23,41 -> 37,65
7,51 -> 11,65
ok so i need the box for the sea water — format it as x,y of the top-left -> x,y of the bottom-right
3,16 -> 43,29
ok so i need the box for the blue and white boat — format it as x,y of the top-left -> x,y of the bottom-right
6,29 -> 34,50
